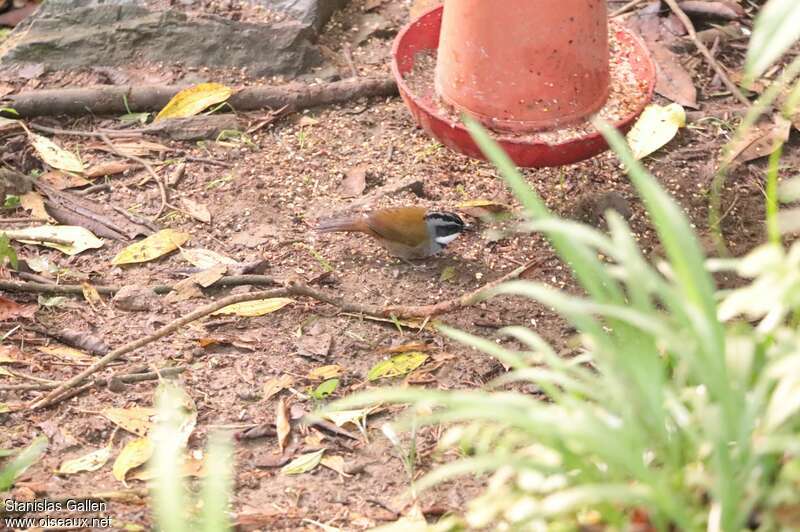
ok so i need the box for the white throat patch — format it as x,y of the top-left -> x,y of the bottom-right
435,233 -> 460,246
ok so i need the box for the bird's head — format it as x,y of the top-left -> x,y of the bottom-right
425,211 -> 466,246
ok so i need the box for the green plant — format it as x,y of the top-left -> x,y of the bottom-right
150,382 -> 233,532
0,436 -> 48,493
330,8 -> 800,523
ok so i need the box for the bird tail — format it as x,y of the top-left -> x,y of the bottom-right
316,215 -> 367,233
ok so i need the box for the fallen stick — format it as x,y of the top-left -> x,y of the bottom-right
0,367 -> 185,392
662,0 -> 750,107
0,274 -> 279,296
5,77 -> 399,118
28,260 -> 536,410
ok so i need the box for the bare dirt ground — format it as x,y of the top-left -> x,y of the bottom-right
1,0 -> 798,530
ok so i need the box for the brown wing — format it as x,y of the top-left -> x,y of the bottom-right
365,207 -> 429,248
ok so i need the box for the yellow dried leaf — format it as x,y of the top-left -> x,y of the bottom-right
212,297 -> 294,317
155,83 -> 233,122
20,191 -> 50,221
37,345 -> 94,363
281,449 -> 324,475
81,282 -> 105,308
57,446 -> 112,475
112,438 -> 153,482
10,225 -> 103,255
102,407 -> 155,437
29,133 -> 84,173
367,352 -> 428,381
307,365 -> 343,380
262,375 -> 294,401
111,229 -> 190,265
627,103 -> 686,160
321,455 -> 352,477
181,248 -> 239,269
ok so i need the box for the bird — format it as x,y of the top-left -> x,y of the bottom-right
316,207 -> 466,260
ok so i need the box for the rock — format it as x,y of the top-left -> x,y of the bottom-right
113,285 -> 157,312
259,0 -> 349,32
0,0 -> 322,77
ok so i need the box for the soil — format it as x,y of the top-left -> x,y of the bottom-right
1,0 -> 799,531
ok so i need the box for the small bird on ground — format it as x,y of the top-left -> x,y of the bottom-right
316,206 -> 466,260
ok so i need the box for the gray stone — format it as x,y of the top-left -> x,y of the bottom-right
0,0 -> 323,77
259,0 -> 349,32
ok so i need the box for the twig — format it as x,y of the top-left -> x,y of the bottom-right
0,217 -> 48,224
75,182 -> 111,195
99,134 -> 168,220
28,261 -> 536,410
610,0 -> 650,18
343,44 -> 359,78
184,156 -> 232,168
0,367 -> 185,392
0,274 -> 280,296
28,123 -> 144,139
662,0 -> 751,106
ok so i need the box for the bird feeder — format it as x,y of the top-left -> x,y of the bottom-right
392,1 -> 656,167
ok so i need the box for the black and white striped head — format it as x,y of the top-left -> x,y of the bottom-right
425,211 -> 466,247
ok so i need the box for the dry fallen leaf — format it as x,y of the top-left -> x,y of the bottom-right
28,133 -> 85,173
155,83 -> 233,122
648,41 -> 698,109
263,375 -> 294,401
39,170 -> 91,190
340,166 -> 368,197
181,197 -> 212,224
19,191 -> 51,221
57,446 -> 112,475
321,455 -> 352,477
112,438 -> 153,483
724,115 -> 792,165
367,352 -> 429,381
627,103 -> 686,159
213,298 -> 294,317
0,296 -> 37,321
0,345 -> 23,364
81,282 -> 105,309
281,449 -> 325,475
307,365 -> 343,380
10,225 -> 104,255
112,229 -> 190,266
102,407 -> 155,437
37,345 -> 94,364
181,248 -> 239,269
85,161 -> 133,178
276,397 -> 291,454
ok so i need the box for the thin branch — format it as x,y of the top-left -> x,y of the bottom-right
0,274 -> 279,296
26,261 -> 537,410
0,367 -> 185,392
0,217 -> 48,224
99,134 -> 169,220
662,0 -> 751,106
610,0 -> 649,18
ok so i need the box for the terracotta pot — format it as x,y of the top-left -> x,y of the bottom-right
435,0 -> 610,133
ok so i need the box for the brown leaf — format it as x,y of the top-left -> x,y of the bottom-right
0,296 -> 37,321
276,397 -> 291,454
87,139 -> 171,157
39,171 -> 91,191
85,161 -> 133,178
678,1 -> 743,21
340,166 -> 368,197
725,115 -> 791,165
81,282 -> 105,309
181,197 -> 212,224
20,191 -> 51,221
648,41 -> 698,109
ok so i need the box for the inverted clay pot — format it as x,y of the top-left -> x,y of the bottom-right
391,4 -> 656,167
435,0 -> 610,133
